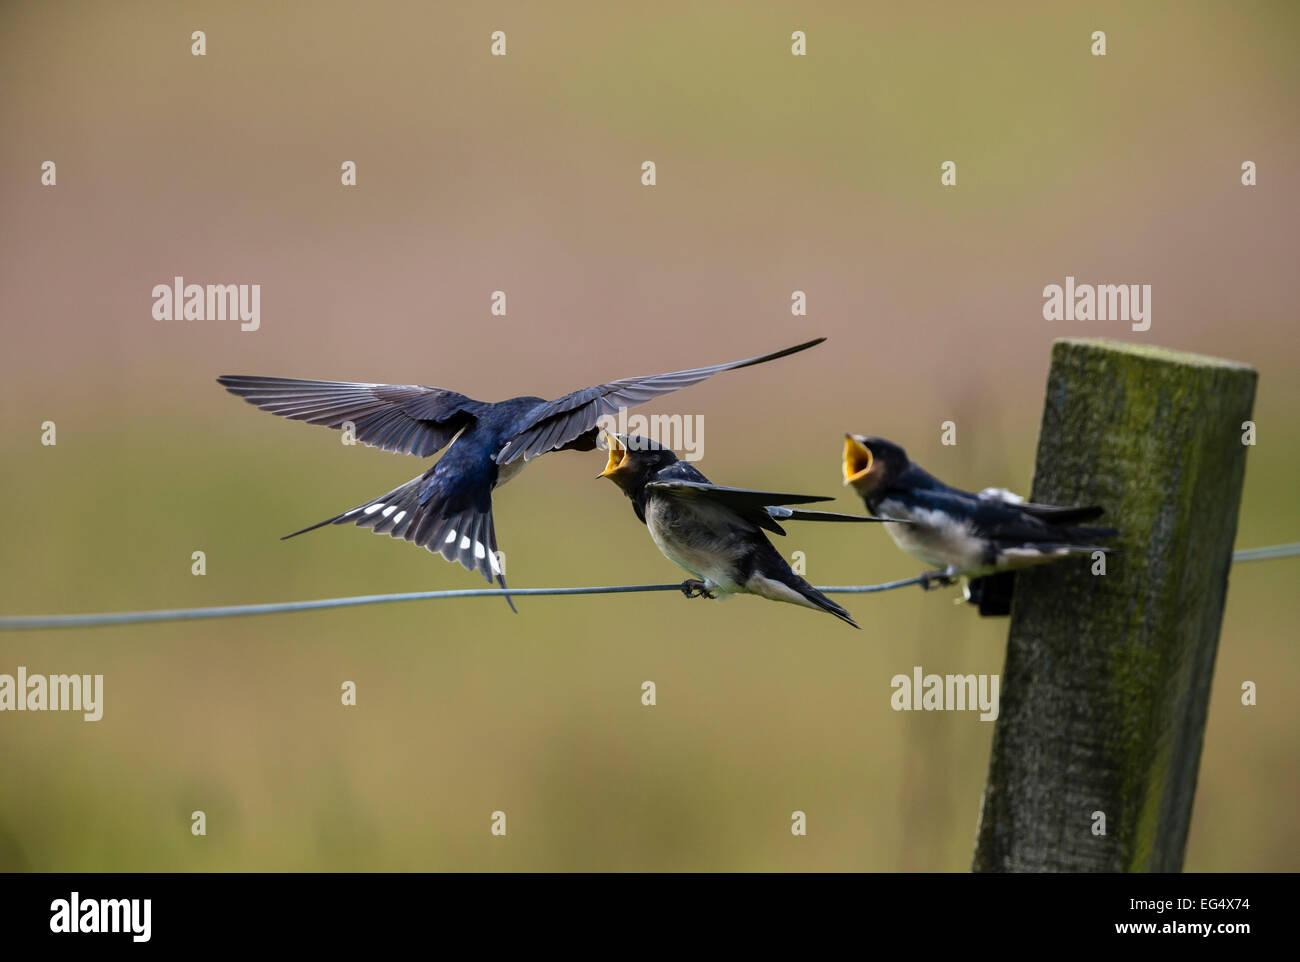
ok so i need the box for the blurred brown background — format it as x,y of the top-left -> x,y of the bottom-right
1,1 -> 1296,871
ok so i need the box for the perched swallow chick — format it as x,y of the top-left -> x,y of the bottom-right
842,435 -> 1117,587
217,337 -> 824,607
601,433 -> 890,628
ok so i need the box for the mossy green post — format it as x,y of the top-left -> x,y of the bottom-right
972,338 -> 1257,872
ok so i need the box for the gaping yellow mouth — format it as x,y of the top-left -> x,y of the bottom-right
599,432 -> 631,479
843,435 -> 874,486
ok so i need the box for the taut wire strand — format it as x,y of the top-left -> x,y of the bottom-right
0,576 -> 929,630
2,543 -> 1296,631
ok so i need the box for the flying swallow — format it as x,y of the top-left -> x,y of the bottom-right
216,338 -> 824,606
600,433 -> 893,628
842,434 -> 1117,588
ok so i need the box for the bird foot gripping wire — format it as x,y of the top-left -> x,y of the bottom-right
919,566 -> 960,592
679,579 -> 717,600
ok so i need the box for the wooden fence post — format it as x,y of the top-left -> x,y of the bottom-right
971,338 -> 1257,872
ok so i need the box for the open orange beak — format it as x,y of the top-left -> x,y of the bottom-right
598,432 -> 632,480
842,435 -> 874,486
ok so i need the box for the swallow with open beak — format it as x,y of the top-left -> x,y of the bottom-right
842,435 -> 1117,588
216,338 -> 824,608
600,433 -> 893,628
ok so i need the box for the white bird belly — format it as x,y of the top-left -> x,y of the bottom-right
644,497 -> 746,593
876,498 -> 989,573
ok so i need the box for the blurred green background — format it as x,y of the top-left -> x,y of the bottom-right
1,1 -> 1296,871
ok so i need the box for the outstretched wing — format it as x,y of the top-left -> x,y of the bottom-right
217,376 -> 479,457
494,338 -> 825,465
